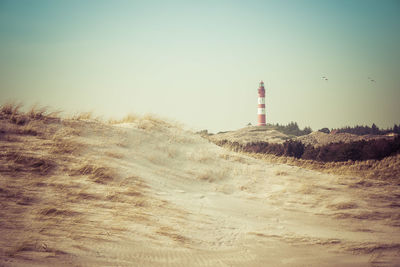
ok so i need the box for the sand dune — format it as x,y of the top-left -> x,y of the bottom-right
0,110 -> 399,266
209,126 -> 289,144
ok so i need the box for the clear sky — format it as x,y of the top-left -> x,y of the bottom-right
1,0 -> 399,133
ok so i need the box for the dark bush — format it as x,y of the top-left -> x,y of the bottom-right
216,136 -> 400,162
318,128 -> 330,134
283,140 -> 304,158
303,136 -> 400,162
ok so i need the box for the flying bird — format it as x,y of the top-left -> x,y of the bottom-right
368,77 -> 376,82
322,76 -> 328,81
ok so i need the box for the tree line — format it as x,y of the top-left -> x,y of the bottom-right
269,122 -> 312,136
328,123 -> 400,135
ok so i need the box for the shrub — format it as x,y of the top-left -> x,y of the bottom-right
318,128 -> 330,134
272,122 -> 312,136
215,136 -> 400,162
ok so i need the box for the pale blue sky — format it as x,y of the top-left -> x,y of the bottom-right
1,0 -> 399,132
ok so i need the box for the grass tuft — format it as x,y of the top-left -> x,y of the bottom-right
72,111 -> 93,120
27,105 -> 48,119
197,168 -> 228,182
109,114 -> 139,124
40,207 -> 80,217
71,163 -> 115,184
0,151 -> 55,175
0,102 -> 22,116
275,170 -> 288,176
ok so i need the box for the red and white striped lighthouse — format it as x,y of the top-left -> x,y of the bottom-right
257,81 -> 266,126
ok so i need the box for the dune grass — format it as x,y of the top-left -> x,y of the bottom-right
251,152 -> 400,182
0,150 -> 55,176
70,162 -> 115,184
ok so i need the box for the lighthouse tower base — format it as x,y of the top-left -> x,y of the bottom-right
257,115 -> 266,126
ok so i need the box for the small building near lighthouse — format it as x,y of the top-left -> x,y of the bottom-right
257,81 -> 266,126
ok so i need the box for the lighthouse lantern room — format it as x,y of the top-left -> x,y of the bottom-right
257,81 -> 266,126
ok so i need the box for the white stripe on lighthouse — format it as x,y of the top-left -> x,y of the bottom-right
257,108 -> 265,114
257,97 -> 265,104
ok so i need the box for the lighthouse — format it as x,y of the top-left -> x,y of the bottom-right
257,81 -> 266,126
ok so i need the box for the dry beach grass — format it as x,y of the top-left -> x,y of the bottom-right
0,103 -> 399,266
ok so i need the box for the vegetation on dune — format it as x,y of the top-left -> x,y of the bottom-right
0,102 -> 60,125
216,136 -> 400,162
109,113 -> 181,131
210,120 -> 400,165
331,123 -> 400,135
215,122 -> 311,136
269,122 -> 312,137
258,121 -> 399,138
2,102 -> 399,182
302,138 -> 400,162
0,103 -> 160,262
70,163 -> 115,184
251,152 -> 400,182
0,151 -> 55,175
